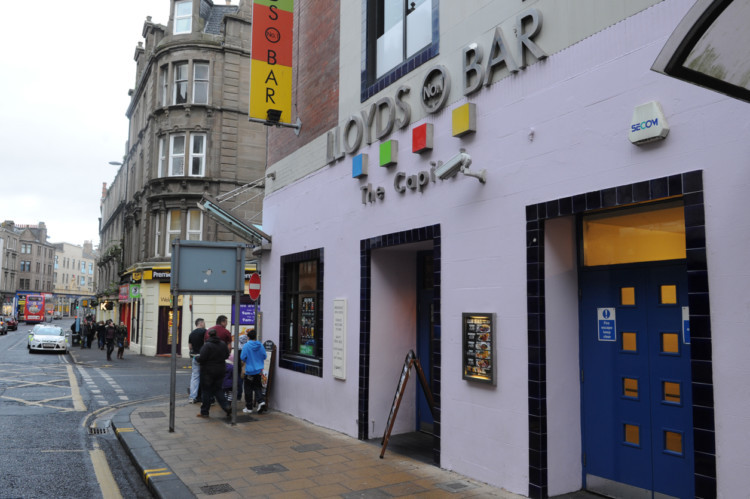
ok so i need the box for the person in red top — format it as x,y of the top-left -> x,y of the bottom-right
205,315 -> 232,345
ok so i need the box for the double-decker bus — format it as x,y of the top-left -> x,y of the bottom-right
24,294 -> 46,324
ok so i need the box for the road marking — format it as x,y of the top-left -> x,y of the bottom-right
144,468 -> 172,482
67,364 -> 87,411
90,441 -> 123,499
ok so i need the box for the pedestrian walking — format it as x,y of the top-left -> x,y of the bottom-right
188,318 -> 206,403
197,330 -> 232,418
80,319 -> 90,349
204,315 -> 232,346
240,329 -> 267,413
105,320 -> 116,361
97,321 -> 106,349
115,322 -> 127,359
86,319 -> 96,349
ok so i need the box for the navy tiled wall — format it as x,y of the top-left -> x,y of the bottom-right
525,171 -> 715,499
358,225 -> 441,465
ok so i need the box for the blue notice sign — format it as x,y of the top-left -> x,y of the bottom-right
682,306 -> 690,344
597,308 -> 616,342
232,304 -> 256,326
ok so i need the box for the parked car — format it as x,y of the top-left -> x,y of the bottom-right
53,312 -> 62,320
28,324 -> 69,353
0,317 -> 7,335
6,316 -> 18,330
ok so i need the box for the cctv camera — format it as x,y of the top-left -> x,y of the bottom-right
435,152 -> 471,180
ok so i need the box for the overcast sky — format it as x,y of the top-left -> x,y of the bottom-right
1,1 -> 236,248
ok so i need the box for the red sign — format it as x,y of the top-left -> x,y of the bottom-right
248,273 -> 261,301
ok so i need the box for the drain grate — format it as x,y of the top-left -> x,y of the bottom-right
201,483 -> 235,495
89,427 -> 109,435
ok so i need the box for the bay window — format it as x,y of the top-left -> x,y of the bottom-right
161,132 -> 207,177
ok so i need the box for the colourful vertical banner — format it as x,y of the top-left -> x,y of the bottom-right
250,0 -> 294,123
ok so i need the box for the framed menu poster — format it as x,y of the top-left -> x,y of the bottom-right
462,313 -> 496,385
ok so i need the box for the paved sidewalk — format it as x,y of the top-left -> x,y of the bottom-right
112,399 -> 525,498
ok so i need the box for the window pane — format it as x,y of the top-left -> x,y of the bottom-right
406,0 -> 431,57
192,135 -> 204,154
583,201 -> 686,266
172,135 -> 185,154
621,287 -> 635,306
193,82 -> 208,104
188,210 -> 201,231
299,261 -> 317,291
665,431 -> 683,454
623,378 -> 638,398
622,332 -> 637,352
662,332 -> 680,354
194,63 -> 208,80
661,284 -> 677,304
663,381 -> 681,403
624,424 -> 640,445
169,211 -> 181,231
175,1 -> 191,16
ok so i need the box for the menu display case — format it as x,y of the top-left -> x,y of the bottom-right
462,312 -> 496,385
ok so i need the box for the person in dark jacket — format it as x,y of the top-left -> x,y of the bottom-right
115,322 -> 127,359
197,330 -> 232,418
104,320 -> 116,361
97,321 -> 106,349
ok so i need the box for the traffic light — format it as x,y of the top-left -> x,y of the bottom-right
74,299 -> 79,309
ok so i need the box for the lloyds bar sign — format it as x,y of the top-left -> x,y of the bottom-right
250,0 -> 294,124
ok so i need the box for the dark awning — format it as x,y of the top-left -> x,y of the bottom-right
652,0 -> 750,103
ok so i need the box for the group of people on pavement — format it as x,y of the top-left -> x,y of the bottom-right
188,315 -> 267,419
73,316 -> 128,360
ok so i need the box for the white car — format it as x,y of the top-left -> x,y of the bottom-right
28,324 -> 69,353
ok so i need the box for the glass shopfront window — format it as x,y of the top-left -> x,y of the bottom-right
280,250 -> 323,377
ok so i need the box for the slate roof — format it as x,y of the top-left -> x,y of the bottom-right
204,5 -> 239,35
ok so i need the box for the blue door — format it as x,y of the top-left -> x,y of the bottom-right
580,262 -> 693,498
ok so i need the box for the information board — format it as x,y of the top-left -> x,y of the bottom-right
332,299 -> 347,380
462,313 -> 497,385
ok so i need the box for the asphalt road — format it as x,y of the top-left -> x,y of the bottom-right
0,318 -> 194,498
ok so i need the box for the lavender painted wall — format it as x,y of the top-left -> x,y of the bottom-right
261,0 -> 750,495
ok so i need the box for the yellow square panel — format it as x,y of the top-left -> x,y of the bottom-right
661,284 -> 677,304
622,332 -> 637,352
621,287 -> 635,306
623,378 -> 638,398
624,424 -> 640,445
665,431 -> 683,454
663,381 -> 681,403
452,103 -> 476,137
662,332 -> 680,353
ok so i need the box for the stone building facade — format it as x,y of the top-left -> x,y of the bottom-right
52,241 -> 97,317
98,0 -> 265,355
0,221 -> 21,315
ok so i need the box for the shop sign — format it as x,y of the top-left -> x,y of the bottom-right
250,0 -> 294,124
118,285 -> 129,301
129,284 -> 141,300
326,8 -> 546,165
